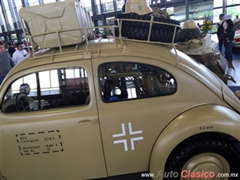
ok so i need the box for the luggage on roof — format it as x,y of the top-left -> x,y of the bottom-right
19,0 -> 93,49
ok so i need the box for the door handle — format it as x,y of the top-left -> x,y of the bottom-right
78,119 -> 97,126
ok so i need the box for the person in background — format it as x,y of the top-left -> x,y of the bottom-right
57,90 -> 76,107
12,42 -> 28,65
233,15 -> 240,24
223,19 -> 235,69
16,83 -> 32,111
102,79 -> 128,101
216,14 -> 227,54
197,23 -> 201,29
7,42 -> 16,57
23,40 -> 27,47
0,42 -> 15,85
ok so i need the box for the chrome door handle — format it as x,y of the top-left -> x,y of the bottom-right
78,119 -> 97,126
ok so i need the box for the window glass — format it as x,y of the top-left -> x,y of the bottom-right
116,0 -> 125,11
189,0 -> 213,20
3,0 -> 14,30
13,0 -> 23,29
0,12 -> 5,33
227,0 -> 239,6
174,5 -> 186,22
103,2 -> 114,13
2,67 -> 89,113
28,0 -> 39,6
15,1 -> 23,8
82,0 -> 92,7
44,0 -> 56,3
102,0 -> 113,3
95,0 -> 100,5
166,7 -> 174,16
99,62 -> 177,102
213,8 -> 223,23
227,6 -> 240,19
96,4 -> 101,14
214,0 -> 222,7
85,6 -> 93,16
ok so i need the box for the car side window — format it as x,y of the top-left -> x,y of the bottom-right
99,62 -> 177,102
2,67 -> 89,113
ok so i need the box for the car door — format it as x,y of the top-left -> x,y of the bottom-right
0,60 -> 107,180
92,57 -> 200,176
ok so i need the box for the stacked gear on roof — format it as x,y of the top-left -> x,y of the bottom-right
115,0 -> 180,43
177,20 -> 202,42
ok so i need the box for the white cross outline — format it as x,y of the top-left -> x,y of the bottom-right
113,139 -> 128,151
112,122 -> 143,151
112,124 -> 126,138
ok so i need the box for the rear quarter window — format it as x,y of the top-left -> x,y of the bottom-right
98,62 -> 177,102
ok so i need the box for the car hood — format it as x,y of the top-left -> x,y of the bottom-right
176,50 -> 240,113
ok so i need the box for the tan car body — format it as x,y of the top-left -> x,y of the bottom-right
0,39 -> 240,180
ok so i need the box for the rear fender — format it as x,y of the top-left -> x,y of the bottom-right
149,105 -> 240,180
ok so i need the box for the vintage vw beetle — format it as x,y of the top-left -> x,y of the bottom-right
0,0 -> 240,180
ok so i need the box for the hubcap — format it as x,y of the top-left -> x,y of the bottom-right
181,153 -> 230,180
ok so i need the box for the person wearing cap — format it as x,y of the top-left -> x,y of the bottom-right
12,42 -> 28,65
0,42 -> 15,85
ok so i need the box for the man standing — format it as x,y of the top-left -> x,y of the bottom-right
0,42 -> 15,85
216,14 -> 227,53
12,42 -> 28,65
233,15 -> 240,24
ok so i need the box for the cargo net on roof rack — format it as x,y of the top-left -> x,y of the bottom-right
114,13 -> 181,44
21,16 -> 181,59
18,0 -> 181,58
20,17 -> 181,58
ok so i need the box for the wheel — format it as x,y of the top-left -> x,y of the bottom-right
165,138 -> 240,180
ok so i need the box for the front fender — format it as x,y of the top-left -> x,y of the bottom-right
149,104 -> 240,180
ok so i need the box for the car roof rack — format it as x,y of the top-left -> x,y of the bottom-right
23,16 -> 180,65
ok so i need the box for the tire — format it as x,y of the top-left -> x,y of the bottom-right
164,139 -> 240,180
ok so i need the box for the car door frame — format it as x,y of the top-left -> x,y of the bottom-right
0,60 -> 107,180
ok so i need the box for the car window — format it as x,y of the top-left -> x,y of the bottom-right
2,67 -> 89,113
99,62 -> 177,102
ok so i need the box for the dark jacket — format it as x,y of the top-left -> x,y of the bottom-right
8,46 -> 16,57
0,52 -> 15,76
224,27 -> 235,42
